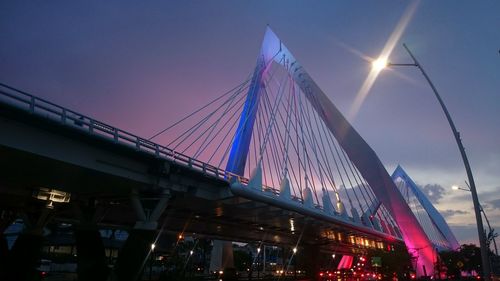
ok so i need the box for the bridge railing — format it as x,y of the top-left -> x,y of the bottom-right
0,83 -> 246,182
0,84 -> 333,212
0,83 -> 301,204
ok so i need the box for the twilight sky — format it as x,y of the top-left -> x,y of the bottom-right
1,1 -> 499,245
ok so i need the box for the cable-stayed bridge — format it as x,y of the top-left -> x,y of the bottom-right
0,28 -> 458,280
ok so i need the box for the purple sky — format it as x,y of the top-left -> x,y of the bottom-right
1,1 -> 499,245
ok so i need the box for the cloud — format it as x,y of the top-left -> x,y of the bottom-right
441,209 -> 468,219
472,190 -> 500,211
419,184 -> 446,204
486,198 -> 500,210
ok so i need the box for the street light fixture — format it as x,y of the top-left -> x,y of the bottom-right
372,58 -> 388,72
451,185 -> 470,192
374,43 -> 492,281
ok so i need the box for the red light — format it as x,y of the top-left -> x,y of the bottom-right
411,274 -> 416,279
328,273 -> 333,277
319,272 -> 324,277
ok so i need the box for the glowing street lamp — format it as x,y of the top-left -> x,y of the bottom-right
374,43 -> 491,281
372,58 -> 388,72
451,185 -> 469,192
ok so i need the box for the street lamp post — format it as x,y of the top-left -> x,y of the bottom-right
374,43 -> 491,281
292,247 -> 298,279
150,243 -> 155,281
257,247 -> 261,279
452,184 -> 498,256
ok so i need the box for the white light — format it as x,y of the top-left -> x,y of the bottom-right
372,58 -> 388,71
332,254 -> 336,259
452,185 -> 459,190
151,243 -> 156,250
33,187 -> 71,209
190,250 -> 194,255
293,247 -> 297,254
257,247 -> 261,253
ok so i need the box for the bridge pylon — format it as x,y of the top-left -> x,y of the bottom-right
210,25 -> 281,274
225,27 -> 437,278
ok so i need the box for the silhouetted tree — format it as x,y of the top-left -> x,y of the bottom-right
486,228 -> 498,255
439,250 -> 462,279
460,244 -> 482,275
369,244 -> 412,279
439,244 -> 487,279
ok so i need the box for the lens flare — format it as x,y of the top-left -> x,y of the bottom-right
348,0 -> 420,120
372,58 -> 388,72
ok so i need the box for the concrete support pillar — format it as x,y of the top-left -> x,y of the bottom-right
300,244 -> 321,280
113,229 -> 157,281
0,234 -> 7,276
0,211 -> 15,280
74,199 -> 109,281
6,208 -> 52,281
209,240 -> 234,272
110,189 -> 169,281
8,233 -> 44,281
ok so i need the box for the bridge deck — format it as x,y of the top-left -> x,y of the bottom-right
0,84 -> 402,254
